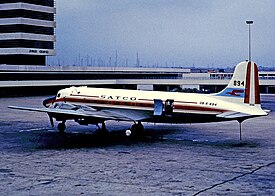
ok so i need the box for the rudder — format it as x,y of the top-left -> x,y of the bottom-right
244,62 -> 260,105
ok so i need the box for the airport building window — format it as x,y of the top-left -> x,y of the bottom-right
0,25 -> 54,35
0,55 -> 45,65
0,40 -> 54,49
0,0 -> 54,7
0,10 -> 54,21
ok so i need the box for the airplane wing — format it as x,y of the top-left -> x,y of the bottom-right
8,103 -> 147,122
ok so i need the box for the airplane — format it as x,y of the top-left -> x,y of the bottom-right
9,61 -> 269,140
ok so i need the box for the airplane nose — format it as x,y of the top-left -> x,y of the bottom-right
43,96 -> 56,108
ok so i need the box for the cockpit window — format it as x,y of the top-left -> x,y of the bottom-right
57,93 -> 61,98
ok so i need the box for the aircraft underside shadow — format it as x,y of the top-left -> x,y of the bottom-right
16,125 -> 260,150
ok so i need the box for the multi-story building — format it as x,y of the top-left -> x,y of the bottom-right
0,0 -> 56,65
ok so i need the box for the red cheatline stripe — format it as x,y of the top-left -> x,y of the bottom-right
175,101 -> 198,104
54,97 -> 228,113
244,62 -> 251,103
56,97 -> 154,108
138,98 -> 153,102
71,94 -> 99,98
174,105 -> 227,112
138,98 -> 197,105
254,63 -> 260,104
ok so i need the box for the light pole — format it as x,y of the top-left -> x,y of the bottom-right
246,20 -> 253,62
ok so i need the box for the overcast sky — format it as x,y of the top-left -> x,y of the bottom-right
48,0 -> 275,68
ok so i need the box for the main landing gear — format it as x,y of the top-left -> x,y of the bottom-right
56,120 -> 144,137
57,121 -> 66,133
95,122 -> 109,135
126,121 -> 144,137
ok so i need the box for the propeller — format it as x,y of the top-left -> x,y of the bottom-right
43,96 -> 56,108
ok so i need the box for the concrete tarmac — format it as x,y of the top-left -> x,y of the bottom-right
0,95 -> 274,195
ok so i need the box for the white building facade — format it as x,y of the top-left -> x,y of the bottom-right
0,0 -> 56,65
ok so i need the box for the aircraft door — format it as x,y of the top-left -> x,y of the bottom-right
165,99 -> 174,115
154,99 -> 163,116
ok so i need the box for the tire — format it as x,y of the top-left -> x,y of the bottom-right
131,123 -> 144,136
58,123 -> 66,133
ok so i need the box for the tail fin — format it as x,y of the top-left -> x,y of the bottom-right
215,61 -> 260,105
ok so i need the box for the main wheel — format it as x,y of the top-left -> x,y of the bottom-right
131,122 -> 144,137
95,122 -> 109,136
58,123 -> 66,133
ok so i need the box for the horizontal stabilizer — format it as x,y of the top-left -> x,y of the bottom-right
216,112 -> 251,119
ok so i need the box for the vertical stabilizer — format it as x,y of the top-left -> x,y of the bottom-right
215,61 -> 261,105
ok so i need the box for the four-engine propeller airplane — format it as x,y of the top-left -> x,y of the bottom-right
9,61 -> 269,139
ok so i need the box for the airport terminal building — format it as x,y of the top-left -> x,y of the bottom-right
0,0 -> 56,65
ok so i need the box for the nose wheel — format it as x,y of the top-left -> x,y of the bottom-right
58,122 -> 66,133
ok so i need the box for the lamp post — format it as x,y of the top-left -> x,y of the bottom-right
246,20 -> 253,62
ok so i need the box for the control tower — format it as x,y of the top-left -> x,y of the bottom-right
0,0 -> 56,65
